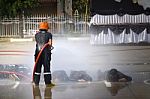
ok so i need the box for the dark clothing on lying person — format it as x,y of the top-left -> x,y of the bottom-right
106,69 -> 132,82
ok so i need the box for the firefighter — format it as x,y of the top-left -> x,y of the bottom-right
33,22 -> 54,86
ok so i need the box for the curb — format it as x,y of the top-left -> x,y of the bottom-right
10,38 -> 33,42
0,38 -> 10,42
67,37 -> 90,41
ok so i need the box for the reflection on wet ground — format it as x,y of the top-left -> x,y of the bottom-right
0,80 -> 150,99
0,64 -> 150,99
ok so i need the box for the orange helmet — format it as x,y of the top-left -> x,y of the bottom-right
39,22 -> 49,30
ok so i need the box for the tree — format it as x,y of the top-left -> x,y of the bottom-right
0,0 -> 39,38
72,0 -> 89,14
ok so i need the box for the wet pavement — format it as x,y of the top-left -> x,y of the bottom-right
0,80 -> 150,99
0,37 -> 150,72
0,37 -> 150,99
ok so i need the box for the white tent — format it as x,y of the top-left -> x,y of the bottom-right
90,14 -> 150,45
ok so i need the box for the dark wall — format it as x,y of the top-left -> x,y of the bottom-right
25,1 -> 57,16
90,0 -> 149,16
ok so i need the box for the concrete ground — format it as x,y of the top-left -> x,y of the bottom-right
0,37 -> 150,72
0,36 -> 150,99
0,81 -> 150,99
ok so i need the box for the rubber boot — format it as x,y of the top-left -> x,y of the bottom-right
33,74 -> 40,86
44,74 -> 55,87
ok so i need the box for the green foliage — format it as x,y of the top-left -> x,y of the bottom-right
72,0 -> 89,14
0,0 -> 39,18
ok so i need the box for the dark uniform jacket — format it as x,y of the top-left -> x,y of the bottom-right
34,31 -> 52,61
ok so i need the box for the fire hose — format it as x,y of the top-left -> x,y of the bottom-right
0,44 -> 54,83
32,43 -> 54,81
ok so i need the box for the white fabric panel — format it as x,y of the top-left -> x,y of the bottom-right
107,28 -> 116,44
119,29 -> 126,43
98,32 -> 103,44
90,14 -> 150,25
115,34 -> 121,44
90,28 -> 149,45
138,29 -> 147,42
128,29 -> 138,43
99,31 -> 104,44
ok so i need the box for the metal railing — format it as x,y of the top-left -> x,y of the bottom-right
0,14 -> 90,38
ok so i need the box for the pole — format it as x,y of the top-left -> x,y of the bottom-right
85,0 -> 88,33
